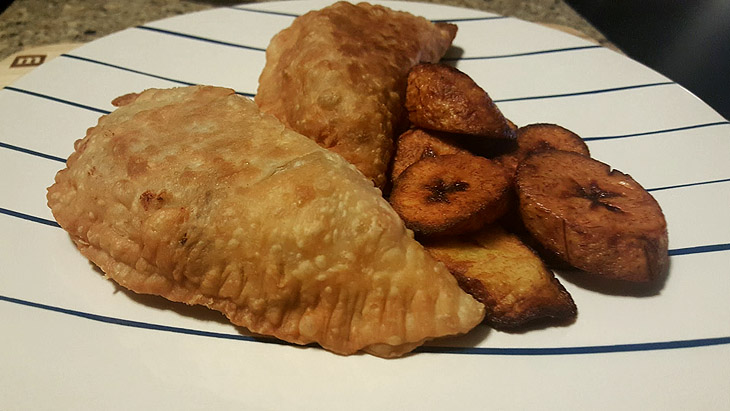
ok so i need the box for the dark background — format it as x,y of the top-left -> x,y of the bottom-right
2,0 -> 728,119
565,0 -> 730,120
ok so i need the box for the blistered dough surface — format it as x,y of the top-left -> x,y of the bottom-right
256,1 -> 457,188
47,86 -> 484,357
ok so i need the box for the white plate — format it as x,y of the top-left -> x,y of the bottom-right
1,1 -> 729,409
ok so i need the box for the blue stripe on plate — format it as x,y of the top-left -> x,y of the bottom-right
3,86 -> 111,115
228,6 -> 300,18
0,207 -> 60,228
0,294 -> 276,344
135,25 -> 267,52
647,177 -> 730,192
584,121 -> 730,141
61,54 -> 196,86
432,16 -> 507,23
443,45 -> 603,61
494,81 -> 676,103
418,336 -> 730,355
2,294 -> 728,355
2,206 -> 728,259
227,5 -> 507,23
0,141 -> 66,163
668,243 -> 730,256
58,54 -> 255,98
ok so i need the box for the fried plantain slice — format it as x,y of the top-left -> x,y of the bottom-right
391,128 -> 470,181
506,118 -> 519,134
495,123 -> 590,182
516,123 -> 590,159
424,225 -> 577,329
390,153 -> 511,236
516,150 -> 668,282
493,152 -> 520,184
405,63 -> 515,139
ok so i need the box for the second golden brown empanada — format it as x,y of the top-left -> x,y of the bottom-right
47,86 -> 484,357
256,1 -> 458,188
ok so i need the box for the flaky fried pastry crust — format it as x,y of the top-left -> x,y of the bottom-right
256,1 -> 457,188
47,86 -> 484,357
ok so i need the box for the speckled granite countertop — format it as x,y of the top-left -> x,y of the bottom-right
0,0 -> 609,61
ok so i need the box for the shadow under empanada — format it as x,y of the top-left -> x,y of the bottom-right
419,323 -> 491,350
121,287 -> 233,325
85,261 -> 231,326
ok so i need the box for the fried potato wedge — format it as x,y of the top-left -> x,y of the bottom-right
516,151 -> 669,282
390,153 -> 511,236
405,63 -> 514,139
425,225 -> 577,329
391,128 -> 470,181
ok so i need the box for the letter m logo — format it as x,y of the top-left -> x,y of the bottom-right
11,55 -> 46,68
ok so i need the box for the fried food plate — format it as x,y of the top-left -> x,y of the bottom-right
1,0 -> 729,409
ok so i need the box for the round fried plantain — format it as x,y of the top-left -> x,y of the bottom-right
496,123 -> 590,183
493,153 -> 520,184
516,151 -> 668,282
405,63 -> 514,139
390,153 -> 511,236
391,128 -> 469,182
516,123 -> 590,160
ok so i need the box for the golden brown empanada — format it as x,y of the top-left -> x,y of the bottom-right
255,1 -> 457,189
47,86 -> 484,357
